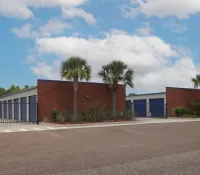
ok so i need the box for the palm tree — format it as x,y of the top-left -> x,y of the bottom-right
61,57 -> 91,122
191,74 -> 200,89
98,61 -> 134,118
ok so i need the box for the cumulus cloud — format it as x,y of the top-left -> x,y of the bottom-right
136,22 -> 152,36
121,0 -> 200,19
12,18 -> 72,38
136,57 -> 198,91
164,19 -> 188,33
0,0 -> 87,19
39,18 -> 72,37
29,29 -> 199,92
62,7 -> 96,25
11,24 -> 39,38
31,62 -> 60,79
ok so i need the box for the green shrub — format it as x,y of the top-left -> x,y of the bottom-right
174,107 -> 193,117
125,111 -> 134,120
61,110 -> 73,122
86,103 -> 106,122
104,111 -> 113,121
190,100 -> 200,116
182,108 -> 193,115
54,102 -> 135,123
56,112 -> 66,123
56,110 -> 73,123
79,110 -> 88,122
50,107 -> 59,122
174,107 -> 181,117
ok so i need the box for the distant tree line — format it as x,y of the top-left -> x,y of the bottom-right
0,85 -> 36,97
127,93 -> 137,96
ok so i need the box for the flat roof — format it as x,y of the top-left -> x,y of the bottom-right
0,87 -> 37,99
38,79 -> 125,86
166,87 -> 198,90
127,92 -> 166,97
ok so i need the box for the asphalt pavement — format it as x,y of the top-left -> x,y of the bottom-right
0,121 -> 200,175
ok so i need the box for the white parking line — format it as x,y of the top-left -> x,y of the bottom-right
20,129 -> 28,132
4,130 -> 12,133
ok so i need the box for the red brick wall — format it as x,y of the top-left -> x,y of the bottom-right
166,87 -> 200,116
37,80 -> 126,121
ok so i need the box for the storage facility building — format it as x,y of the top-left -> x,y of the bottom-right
0,87 -> 37,122
0,80 -> 126,123
126,87 -> 200,118
126,92 -> 166,118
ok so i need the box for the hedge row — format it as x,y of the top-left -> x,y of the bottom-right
50,103 -> 134,123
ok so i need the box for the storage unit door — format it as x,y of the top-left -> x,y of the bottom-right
133,99 -> 147,117
29,96 -> 37,122
4,101 -> 7,119
14,99 -> 19,121
20,97 -> 27,121
8,100 -> 12,119
149,98 -> 165,117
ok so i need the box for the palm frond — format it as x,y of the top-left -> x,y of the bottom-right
196,74 -> 200,83
123,68 -> 134,88
192,77 -> 199,89
98,60 -> 134,88
61,56 -> 91,81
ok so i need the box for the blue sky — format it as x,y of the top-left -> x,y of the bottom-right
1,0 -> 200,94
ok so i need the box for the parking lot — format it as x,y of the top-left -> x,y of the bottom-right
0,119 -> 200,174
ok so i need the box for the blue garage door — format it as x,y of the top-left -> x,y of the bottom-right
20,97 -> 27,121
0,102 -> 2,118
8,100 -> 12,119
4,101 -> 7,119
126,100 -> 132,111
150,98 -> 165,118
29,96 -> 37,122
134,99 -> 147,117
14,99 -> 19,121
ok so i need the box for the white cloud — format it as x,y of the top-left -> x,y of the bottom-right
12,18 -> 72,38
31,62 -> 60,79
136,58 -> 198,91
39,18 -> 72,37
26,55 -> 37,63
176,46 -> 192,57
62,7 -> 96,25
11,24 -> 39,38
0,2 -> 34,19
164,19 -> 188,33
0,0 -> 87,19
29,29 -> 199,92
136,22 -> 152,36
122,0 -> 200,19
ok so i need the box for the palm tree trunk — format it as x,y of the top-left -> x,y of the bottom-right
112,91 -> 117,119
73,78 -> 78,122
73,90 -> 78,122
